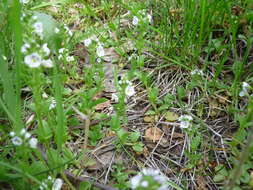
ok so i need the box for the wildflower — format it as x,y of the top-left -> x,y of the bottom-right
24,132 -> 31,139
21,43 -> 30,53
59,48 -> 65,54
20,0 -> 29,4
96,44 -> 105,57
66,56 -> 75,62
239,82 -> 250,97
2,55 -> 7,60
42,92 -> 49,99
42,43 -> 50,56
132,16 -> 139,26
24,53 -> 41,68
178,115 -> 193,129
33,22 -> 43,36
52,178 -> 63,190
191,69 -> 204,76
12,136 -> 23,146
42,59 -> 53,68
29,137 -> 38,148
48,176 -> 53,181
49,99 -> 57,110
130,168 -> 168,190
111,93 -> 119,103
9,131 -> 15,137
55,27 -> 60,33
64,25 -> 73,36
147,14 -> 152,23
84,38 -> 92,46
125,85 -> 135,97
96,57 -> 102,63
20,128 -> 26,135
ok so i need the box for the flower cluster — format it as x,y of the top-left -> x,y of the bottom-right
239,82 -> 251,97
130,168 -> 168,190
39,176 -> 63,190
132,10 -> 152,26
10,128 -> 38,148
178,115 -> 193,129
191,69 -> 204,76
111,77 -> 136,103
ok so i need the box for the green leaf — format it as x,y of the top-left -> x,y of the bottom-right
117,129 -> 128,144
164,111 -> 179,121
129,132 -> 140,142
132,143 -> 143,152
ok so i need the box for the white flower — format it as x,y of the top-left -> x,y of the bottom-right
96,44 -> 105,57
191,69 -> 204,76
24,53 -> 41,68
48,176 -> 53,181
58,55 -> 63,60
49,99 -> 57,110
12,136 -> 23,146
42,59 -> 53,68
33,22 -> 43,36
59,48 -> 65,54
52,178 -> 63,190
125,85 -> 135,97
66,56 -> 75,62
32,15 -> 37,20
239,82 -> 251,97
96,57 -> 102,63
132,16 -> 139,26
178,115 -> 193,129
141,181 -> 148,187
147,14 -> 152,23
24,132 -> 31,139
142,168 -> 160,176
42,43 -> 50,56
64,26 -> 73,36
29,137 -> 38,148
55,27 -> 60,33
84,38 -> 92,46
42,92 -> 48,99
130,174 -> 142,189
20,0 -> 29,4
21,43 -> 30,53
111,93 -> 119,103
20,128 -> 26,135
9,131 -> 15,137
2,55 -> 7,60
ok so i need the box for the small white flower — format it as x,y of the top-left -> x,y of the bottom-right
21,43 -> 30,53
42,92 -> 48,99
66,56 -> 75,62
24,53 -> 41,68
48,176 -> 53,181
239,82 -> 251,97
9,131 -> 15,137
125,85 -> 135,97
142,168 -> 160,176
141,181 -> 148,187
41,59 -> 53,68
2,55 -> 7,60
20,128 -> 26,135
84,38 -> 92,46
132,16 -> 139,26
29,137 -> 38,148
59,48 -> 65,54
32,15 -> 37,20
52,178 -> 63,190
178,115 -> 193,129
242,82 -> 250,89
24,132 -> 31,139
20,0 -> 29,4
42,43 -> 50,56
55,27 -> 60,33
12,136 -> 23,146
58,55 -> 63,60
191,69 -> 204,76
96,44 -> 105,57
111,93 -> 119,103
49,99 -> 57,110
96,57 -> 102,63
130,174 -> 142,189
33,22 -> 43,36
147,14 -> 152,23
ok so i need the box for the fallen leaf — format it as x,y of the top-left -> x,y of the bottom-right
144,127 -> 163,142
164,111 -> 179,121
95,99 -> 111,111
143,116 -> 155,123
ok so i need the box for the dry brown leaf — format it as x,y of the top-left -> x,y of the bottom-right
196,176 -> 208,190
103,47 -> 120,63
95,100 -> 111,111
144,127 -> 163,142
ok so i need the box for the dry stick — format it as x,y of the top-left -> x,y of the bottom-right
65,171 -> 118,190
72,106 -> 90,149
